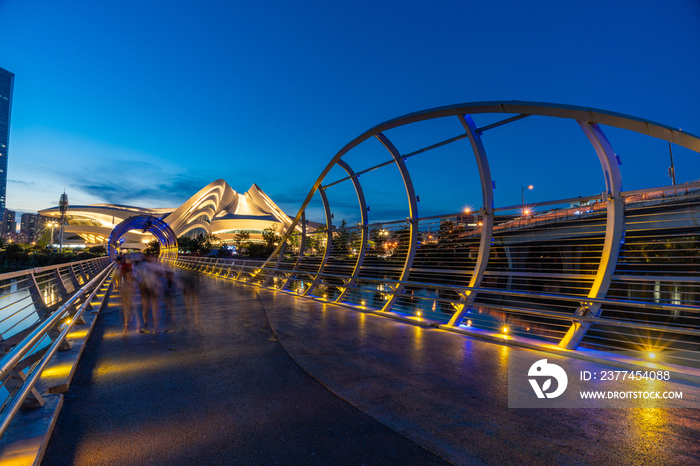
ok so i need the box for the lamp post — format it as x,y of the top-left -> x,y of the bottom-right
47,221 -> 57,244
521,184 -> 533,215
58,192 -> 69,253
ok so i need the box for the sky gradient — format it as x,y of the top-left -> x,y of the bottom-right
1,1 -> 699,224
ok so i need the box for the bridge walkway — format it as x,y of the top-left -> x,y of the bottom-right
42,268 -> 700,465
40,269 -> 447,466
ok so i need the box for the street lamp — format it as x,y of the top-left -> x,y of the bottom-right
47,221 -> 58,244
522,184 -> 533,216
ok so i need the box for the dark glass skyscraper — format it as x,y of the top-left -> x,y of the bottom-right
0,67 -> 14,221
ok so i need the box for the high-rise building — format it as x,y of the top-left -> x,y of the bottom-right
19,213 -> 43,244
0,67 -> 14,221
1,209 -> 15,239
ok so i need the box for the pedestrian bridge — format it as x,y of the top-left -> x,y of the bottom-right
0,101 -> 699,464
2,263 -> 700,465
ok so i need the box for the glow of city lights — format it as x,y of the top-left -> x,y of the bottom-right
502,326 -> 509,334
648,352 -> 656,359
466,320 -> 472,327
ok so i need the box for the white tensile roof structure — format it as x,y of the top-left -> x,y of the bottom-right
39,179 -> 300,249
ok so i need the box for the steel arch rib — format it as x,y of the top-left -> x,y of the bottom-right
447,114 -> 495,327
334,159 -> 369,303
558,122 -> 625,350
374,132 -> 419,313
303,188 -> 333,297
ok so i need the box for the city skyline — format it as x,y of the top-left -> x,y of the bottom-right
1,1 -> 699,224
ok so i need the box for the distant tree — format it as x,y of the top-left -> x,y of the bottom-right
35,228 -> 52,248
349,222 -> 362,254
261,226 -> 280,250
2,243 -> 25,264
89,245 -> 107,255
234,231 -> 250,256
177,236 -> 196,254
310,225 -> 327,255
306,231 -> 318,254
144,239 -> 160,255
0,237 -> 6,250
246,242 -> 272,258
286,231 -> 300,252
367,224 -> 384,252
201,233 -> 221,255
335,219 -> 351,254
437,220 -> 459,248
176,232 -> 221,255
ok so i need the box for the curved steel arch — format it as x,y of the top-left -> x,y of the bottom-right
257,101 -> 700,350
265,101 -> 700,263
108,215 -> 178,261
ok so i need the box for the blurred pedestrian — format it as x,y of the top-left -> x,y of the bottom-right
119,256 -> 140,334
181,271 -> 201,326
137,255 -> 162,333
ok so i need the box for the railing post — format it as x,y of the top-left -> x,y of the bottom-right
78,262 -> 89,283
68,264 -> 80,290
27,272 -> 47,318
53,269 -> 69,301
4,369 -> 44,408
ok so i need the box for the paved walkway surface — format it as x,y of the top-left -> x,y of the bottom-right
260,290 -> 700,466
43,269 -> 700,465
41,270 -> 448,466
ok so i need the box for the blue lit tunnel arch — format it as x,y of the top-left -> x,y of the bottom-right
107,215 -> 178,261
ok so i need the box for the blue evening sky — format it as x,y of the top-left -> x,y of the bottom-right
1,1 -> 699,224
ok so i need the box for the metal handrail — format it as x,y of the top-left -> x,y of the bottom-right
0,261 -> 114,439
175,257 -> 700,335
175,256 -> 695,313
0,264 -> 112,380
0,256 -> 107,281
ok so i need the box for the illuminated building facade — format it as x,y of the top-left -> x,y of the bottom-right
0,67 -> 13,221
39,180 -> 302,250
